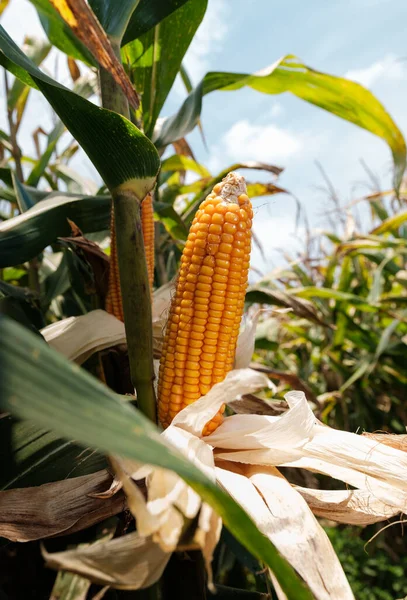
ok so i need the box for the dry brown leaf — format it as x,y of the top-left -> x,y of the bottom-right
49,0 -> 139,108
295,486 -> 400,526
67,56 -> 81,82
0,470 -> 125,542
216,462 -> 354,600
43,532 -> 170,590
362,432 -> 407,452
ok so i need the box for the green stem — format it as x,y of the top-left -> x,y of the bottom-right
113,191 -> 157,423
98,40 -> 157,423
99,41 -> 130,119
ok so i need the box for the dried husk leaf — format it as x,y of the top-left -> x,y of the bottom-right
234,310 -> 261,369
295,486 -> 400,525
41,310 -> 126,365
0,470 -> 125,542
43,532 -> 170,590
171,369 -> 270,437
215,462 -> 354,600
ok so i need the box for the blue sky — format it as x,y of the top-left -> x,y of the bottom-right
1,0 -> 407,272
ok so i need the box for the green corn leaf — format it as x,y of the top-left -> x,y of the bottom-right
12,173 -> 36,212
7,36 -> 50,111
0,193 -> 111,268
154,201 -> 188,241
123,0 -> 207,136
28,0 -> 96,65
26,121 -> 65,187
161,154 -> 211,177
154,55 -> 406,192
122,0 -> 190,45
0,417 -> 106,490
371,210 -> 407,235
0,316 -> 312,600
89,0 -> 141,42
289,286 -> 377,312
0,25 -> 160,195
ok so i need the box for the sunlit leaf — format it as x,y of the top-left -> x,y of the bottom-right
123,0 -> 207,136
155,55 -> 406,192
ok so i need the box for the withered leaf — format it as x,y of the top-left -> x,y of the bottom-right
0,470 -> 125,542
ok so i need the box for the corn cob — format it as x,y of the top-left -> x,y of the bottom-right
157,172 -> 252,435
106,194 -> 155,321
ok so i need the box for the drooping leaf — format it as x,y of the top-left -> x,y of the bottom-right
0,25 -> 160,195
123,0 -> 207,136
0,193 -> 111,267
154,55 -> 406,192
0,316 -> 312,600
29,0 -> 96,64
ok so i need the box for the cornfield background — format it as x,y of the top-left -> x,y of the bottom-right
0,1 -> 406,599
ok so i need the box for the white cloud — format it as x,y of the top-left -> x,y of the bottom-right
208,119 -> 304,172
269,103 -> 284,118
183,0 -> 230,81
344,54 -> 406,88
250,214 -> 305,275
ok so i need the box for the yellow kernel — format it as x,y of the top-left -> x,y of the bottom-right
184,383 -> 200,393
186,360 -> 199,369
231,248 -> 244,258
209,224 -> 222,234
191,331 -> 204,340
200,266 -> 214,277
225,212 -> 239,224
191,255 -> 204,264
203,255 -> 215,267
199,275 -> 212,284
201,360 -> 215,369
219,242 -> 233,254
200,375 -> 212,385
195,290 -> 210,299
208,233 -> 221,243
224,223 -> 237,235
195,310 -> 208,319
212,213 -> 224,225
214,274 -> 227,283
221,233 -> 234,244
209,302 -> 224,311
197,282 -> 211,292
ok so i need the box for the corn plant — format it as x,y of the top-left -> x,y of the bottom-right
0,1 -> 407,599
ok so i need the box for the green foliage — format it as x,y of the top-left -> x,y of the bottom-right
327,525 -> 407,600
